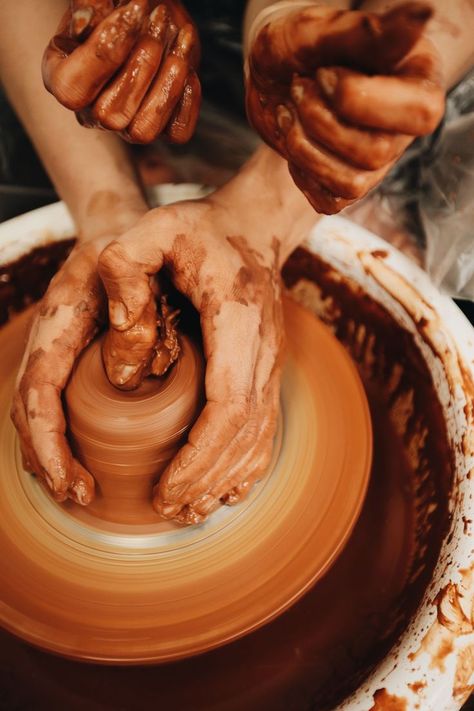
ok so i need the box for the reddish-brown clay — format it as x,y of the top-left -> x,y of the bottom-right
65,332 -> 204,524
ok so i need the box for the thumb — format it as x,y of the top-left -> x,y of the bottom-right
70,0 -> 115,37
98,224 -> 165,389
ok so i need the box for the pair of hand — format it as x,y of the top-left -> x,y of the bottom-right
11,187 -> 284,524
44,1 -> 445,213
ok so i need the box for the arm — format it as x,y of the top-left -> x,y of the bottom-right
360,0 -> 474,87
1,1 -> 150,505
0,0 -> 146,239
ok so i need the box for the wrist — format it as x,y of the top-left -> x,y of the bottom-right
75,183 -> 148,243
215,145 -> 319,265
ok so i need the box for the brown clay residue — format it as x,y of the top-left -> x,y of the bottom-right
283,246 -> 453,606
412,568 -> 474,676
408,680 -> 426,694
453,644 -> 474,702
368,688 -> 407,710
0,238 -> 75,326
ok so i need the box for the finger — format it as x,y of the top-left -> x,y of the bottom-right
317,63 -> 444,135
98,226 -> 166,388
91,5 -> 173,131
102,294 -> 159,389
70,0 -> 114,38
154,299 -> 263,515
98,228 -> 164,332
11,391 -> 42,476
165,70 -> 201,144
152,398 -> 253,520
173,366 -> 281,522
43,0 -> 147,111
291,76 -> 412,170
210,367 -> 281,506
222,417 -> 277,506
127,23 -> 197,143
278,105 -> 391,200
250,1 -> 432,83
161,394 -> 259,508
245,80 -> 286,155
156,308 -> 283,522
289,163 -> 353,215
18,336 -> 96,504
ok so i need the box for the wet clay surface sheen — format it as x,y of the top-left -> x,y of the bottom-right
65,333 -> 204,524
0,297 -> 371,671
0,375 -> 418,711
0,240 -> 455,708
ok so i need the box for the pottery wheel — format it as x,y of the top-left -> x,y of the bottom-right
0,297 -> 372,663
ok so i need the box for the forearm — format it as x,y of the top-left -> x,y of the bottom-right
0,0 -> 147,239
360,0 -> 473,88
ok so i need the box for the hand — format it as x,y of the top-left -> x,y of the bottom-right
246,2 -> 445,214
42,0 -> 201,144
10,208 -> 146,505
97,188 -> 286,524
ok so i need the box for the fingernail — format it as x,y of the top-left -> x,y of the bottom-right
193,493 -> 217,515
43,470 -> 54,491
291,81 -> 305,104
117,364 -> 139,385
276,105 -> 293,133
71,479 -> 92,506
109,300 -> 129,328
178,505 -> 205,526
149,4 -> 168,25
71,8 -> 93,37
154,501 -> 182,518
317,68 -> 338,98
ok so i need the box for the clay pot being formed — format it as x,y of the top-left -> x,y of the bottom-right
0,187 -> 472,711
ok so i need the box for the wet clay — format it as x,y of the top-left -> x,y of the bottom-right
0,374 -> 424,711
65,332 -> 204,524
0,295 -> 371,668
0,241 -> 455,709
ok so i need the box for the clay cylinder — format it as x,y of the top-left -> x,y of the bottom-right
65,335 -> 204,524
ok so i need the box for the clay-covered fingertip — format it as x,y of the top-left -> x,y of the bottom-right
153,498 -> 182,519
70,461 -> 95,506
71,479 -> 94,506
71,8 -> 93,37
108,300 -> 130,329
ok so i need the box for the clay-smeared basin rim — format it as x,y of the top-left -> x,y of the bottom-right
0,296 -> 371,663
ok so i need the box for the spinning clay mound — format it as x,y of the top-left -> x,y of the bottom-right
0,297 -> 371,663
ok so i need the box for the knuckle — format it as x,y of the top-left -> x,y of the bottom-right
98,240 -> 126,275
127,119 -> 156,144
51,69 -> 88,111
367,138 -> 394,168
226,399 -> 251,429
92,101 -> 130,131
421,93 -> 445,133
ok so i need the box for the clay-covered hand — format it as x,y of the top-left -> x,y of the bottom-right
98,198 -> 284,524
246,1 -> 445,214
42,0 -> 201,144
10,207 -> 147,505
